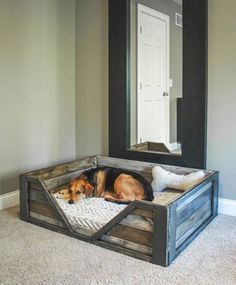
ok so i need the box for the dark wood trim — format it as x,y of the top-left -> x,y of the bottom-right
152,205 -> 168,266
109,0 -> 208,169
20,174 -> 29,220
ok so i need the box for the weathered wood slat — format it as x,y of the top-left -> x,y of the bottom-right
176,210 -> 212,248
108,224 -> 152,247
177,187 -> 212,225
44,167 -> 95,190
30,212 -> 65,228
176,200 -> 211,240
152,205 -> 168,266
132,208 -> 153,218
26,156 -> 97,180
30,200 -> 57,219
29,182 -> 44,191
101,235 -> 152,256
29,188 -> 48,203
176,182 -> 212,211
49,184 -> 69,195
96,240 -> 152,263
97,156 -> 213,176
119,214 -> 153,232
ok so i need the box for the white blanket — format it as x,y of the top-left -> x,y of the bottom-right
54,196 -> 127,232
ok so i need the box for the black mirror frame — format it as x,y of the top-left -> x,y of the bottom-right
109,0 -> 208,169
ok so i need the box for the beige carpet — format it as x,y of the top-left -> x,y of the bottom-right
0,207 -> 235,285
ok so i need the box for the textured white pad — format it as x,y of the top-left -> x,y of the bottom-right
54,196 -> 127,231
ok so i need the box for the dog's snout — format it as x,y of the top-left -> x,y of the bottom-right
68,199 -> 73,204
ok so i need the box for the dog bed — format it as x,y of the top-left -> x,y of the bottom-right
21,155 -> 218,266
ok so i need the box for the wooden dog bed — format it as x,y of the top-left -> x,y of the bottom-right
20,156 -> 218,266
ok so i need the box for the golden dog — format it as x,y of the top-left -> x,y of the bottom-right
56,167 -> 153,204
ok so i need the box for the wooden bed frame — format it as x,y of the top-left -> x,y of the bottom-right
20,156 -> 218,266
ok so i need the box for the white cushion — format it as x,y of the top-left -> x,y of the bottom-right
151,166 -> 205,193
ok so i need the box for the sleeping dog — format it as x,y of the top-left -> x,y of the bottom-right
57,167 -> 153,204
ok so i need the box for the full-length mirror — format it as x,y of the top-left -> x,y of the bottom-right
109,0 -> 207,169
130,0 -> 182,155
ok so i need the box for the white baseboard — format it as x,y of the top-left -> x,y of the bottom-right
218,198 -> 236,216
0,190 -> 19,210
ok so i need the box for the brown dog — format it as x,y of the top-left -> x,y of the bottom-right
57,167 -> 153,204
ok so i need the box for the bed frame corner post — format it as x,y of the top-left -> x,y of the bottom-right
19,174 -> 29,221
152,205 -> 169,266
212,172 -> 219,217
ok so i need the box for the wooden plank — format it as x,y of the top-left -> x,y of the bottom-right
96,240 -> 152,263
177,187 -> 212,225
176,181 -> 212,211
97,156 -> 213,176
119,214 -> 153,232
176,210 -> 212,248
44,167 -> 95,190
176,200 -> 211,241
167,203 -> 177,265
30,212 -> 65,228
29,182 -> 44,191
30,200 -> 57,219
25,156 -> 97,180
50,184 -> 69,194
107,224 -> 152,247
212,172 -> 219,217
152,205 -> 168,266
29,188 -> 48,203
20,174 -> 29,220
132,208 -> 153,218
101,235 -> 152,256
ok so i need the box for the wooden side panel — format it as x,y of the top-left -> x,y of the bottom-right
25,156 -> 97,180
176,200 -> 212,247
97,156 -> 213,176
176,186 -> 212,225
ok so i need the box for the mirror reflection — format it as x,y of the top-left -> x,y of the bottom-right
129,0 -> 183,155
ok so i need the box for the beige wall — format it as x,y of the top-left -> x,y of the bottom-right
207,0 -> 236,200
0,0 -> 76,195
76,0 -> 108,158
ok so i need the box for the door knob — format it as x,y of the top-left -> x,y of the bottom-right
163,92 -> 169,96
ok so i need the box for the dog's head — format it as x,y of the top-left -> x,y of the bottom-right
67,178 -> 94,204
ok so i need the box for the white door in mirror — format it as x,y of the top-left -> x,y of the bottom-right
137,4 -> 170,145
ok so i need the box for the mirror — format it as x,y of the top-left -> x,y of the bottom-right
109,0 -> 207,169
130,0 -> 183,155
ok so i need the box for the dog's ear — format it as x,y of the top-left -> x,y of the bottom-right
84,182 -> 94,197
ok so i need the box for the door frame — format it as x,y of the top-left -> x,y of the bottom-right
137,4 -> 170,145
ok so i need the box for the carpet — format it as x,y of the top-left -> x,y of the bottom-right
0,207 -> 235,285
